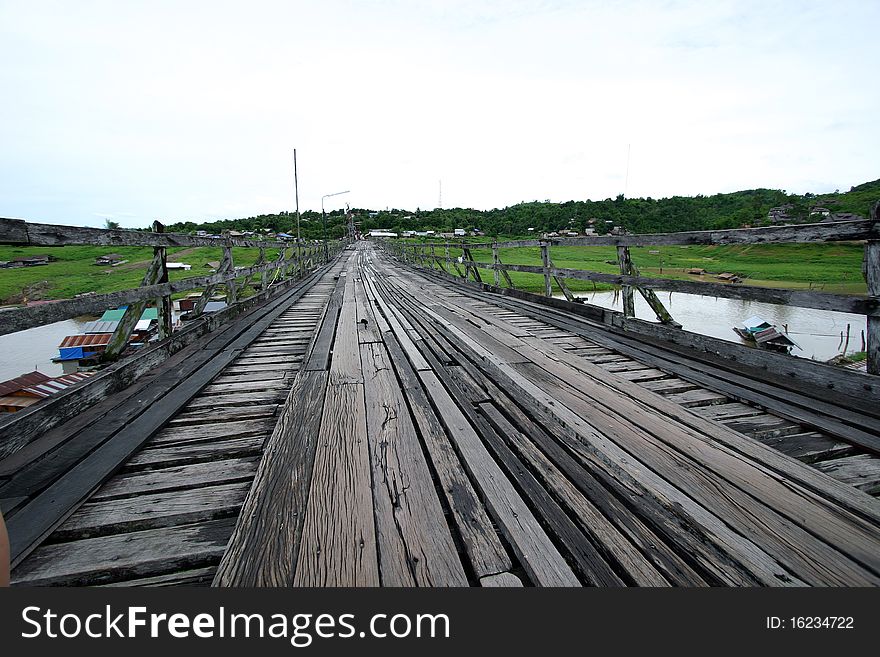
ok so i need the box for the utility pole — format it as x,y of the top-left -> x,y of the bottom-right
294,149 -> 301,242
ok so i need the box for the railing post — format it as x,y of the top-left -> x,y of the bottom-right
492,242 -> 500,288
865,206 -> 879,374
430,244 -> 436,271
617,245 -> 636,318
223,242 -> 238,304
105,221 -> 167,359
540,240 -> 552,297
445,244 -> 451,274
154,221 -> 172,340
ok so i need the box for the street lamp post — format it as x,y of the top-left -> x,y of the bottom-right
321,190 -> 350,261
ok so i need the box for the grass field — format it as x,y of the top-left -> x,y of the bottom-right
0,245 -> 263,304
423,242 -> 868,295
0,241 -> 867,305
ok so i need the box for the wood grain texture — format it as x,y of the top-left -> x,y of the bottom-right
360,341 -> 468,586
12,518 -> 237,586
293,383 -> 379,586
213,371 -> 328,586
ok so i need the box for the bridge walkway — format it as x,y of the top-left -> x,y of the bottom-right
6,242 -> 880,586
214,243 -> 880,587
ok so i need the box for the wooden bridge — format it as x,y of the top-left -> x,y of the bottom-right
1,216 -> 880,586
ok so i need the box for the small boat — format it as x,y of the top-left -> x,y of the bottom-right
733,315 -> 800,353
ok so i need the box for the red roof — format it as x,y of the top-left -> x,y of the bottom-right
0,371 -> 50,396
0,370 -> 93,398
59,334 -> 111,349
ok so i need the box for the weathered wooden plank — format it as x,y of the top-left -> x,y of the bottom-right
477,402 -> 668,586
148,418 -> 274,446
693,402 -> 764,422
815,455 -> 880,495
211,370 -> 290,384
213,371 -> 328,586
724,415 -> 804,440
416,371 -> 580,586
293,383 -> 378,586
639,378 -> 701,395
91,457 -> 259,502
480,572 -> 523,587
664,388 -> 729,407
383,332 -> 512,579
53,481 -> 251,541
100,567 -> 217,587
361,341 -> 468,586
354,277 -> 383,344
0,217 -> 287,248
185,390 -> 286,408
12,517 -> 237,586
304,276 -> 345,372
123,436 -> 263,471
761,432 -> 856,464
200,379 -> 290,394
168,405 -> 278,426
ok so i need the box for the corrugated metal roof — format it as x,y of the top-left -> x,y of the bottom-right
20,371 -> 95,398
83,320 -> 117,334
99,308 -> 158,322
59,334 -> 111,349
0,370 -> 94,399
0,371 -> 50,396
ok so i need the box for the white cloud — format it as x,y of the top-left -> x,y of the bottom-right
0,0 -> 877,227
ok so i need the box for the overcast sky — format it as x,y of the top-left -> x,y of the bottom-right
1,0 -> 877,228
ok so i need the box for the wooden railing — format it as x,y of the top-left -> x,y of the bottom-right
0,218 -> 344,357
380,217 -> 880,374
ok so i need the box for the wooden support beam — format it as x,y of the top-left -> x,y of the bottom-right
492,243 -> 501,288
541,241 -> 553,297
617,246 -> 636,317
105,224 -> 167,359
867,239 -> 879,375
223,244 -> 237,305
463,246 -> 483,284
153,222 -> 172,340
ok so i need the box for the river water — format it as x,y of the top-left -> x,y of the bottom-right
0,315 -> 95,381
0,292 -> 867,383
570,290 -> 867,363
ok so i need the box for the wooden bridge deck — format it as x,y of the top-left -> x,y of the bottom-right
5,243 -> 880,586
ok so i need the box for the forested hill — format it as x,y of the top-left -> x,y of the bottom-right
164,179 -> 880,240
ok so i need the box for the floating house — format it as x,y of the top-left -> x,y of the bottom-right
0,370 -> 94,413
733,316 -> 801,353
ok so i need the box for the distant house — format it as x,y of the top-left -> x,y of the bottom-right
95,253 -> 124,266
453,228 -> 466,237
767,205 -> 794,224
195,230 -> 208,236
583,228 -> 597,236
368,230 -> 398,238
717,272 -> 740,282
166,262 -> 192,271
686,268 -> 706,275
205,261 -> 222,271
